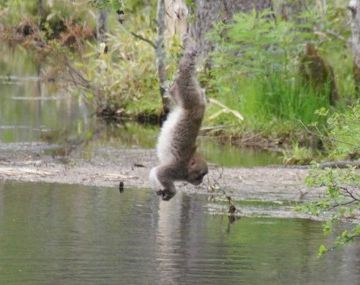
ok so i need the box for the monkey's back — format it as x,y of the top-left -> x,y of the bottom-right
157,106 -> 203,165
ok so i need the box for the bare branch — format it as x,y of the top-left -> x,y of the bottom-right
129,32 -> 156,49
328,199 -> 357,210
340,186 -> 360,201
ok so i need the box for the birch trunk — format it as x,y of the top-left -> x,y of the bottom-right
349,0 -> 360,98
156,0 -> 170,115
96,9 -> 108,44
38,0 -> 46,20
164,0 -> 188,38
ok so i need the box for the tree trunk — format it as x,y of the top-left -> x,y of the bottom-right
163,0 -> 274,58
160,0 -> 274,112
38,0 -> 46,20
164,0 -> 188,38
349,0 -> 360,98
187,0 -> 273,58
96,9 -> 108,44
273,0 -> 308,20
156,0 -> 171,116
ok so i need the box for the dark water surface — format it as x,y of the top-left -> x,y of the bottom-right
0,181 -> 359,285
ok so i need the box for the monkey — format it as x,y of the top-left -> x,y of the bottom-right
149,40 -> 208,201
299,43 -> 339,106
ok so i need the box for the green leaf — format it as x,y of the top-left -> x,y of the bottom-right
318,244 -> 328,256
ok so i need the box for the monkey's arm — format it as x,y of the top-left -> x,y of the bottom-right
149,165 -> 180,201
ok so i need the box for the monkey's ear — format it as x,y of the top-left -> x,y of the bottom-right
189,150 -> 199,167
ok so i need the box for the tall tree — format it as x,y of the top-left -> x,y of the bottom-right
38,0 -> 46,20
96,9 -> 108,44
188,0 -> 273,57
159,0 -> 274,113
349,0 -> 360,98
164,0 -> 188,37
156,0 -> 170,115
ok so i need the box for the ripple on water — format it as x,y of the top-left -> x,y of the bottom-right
0,182 -> 359,285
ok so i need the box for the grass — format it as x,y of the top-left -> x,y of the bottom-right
206,71 -> 331,135
203,6 -> 356,154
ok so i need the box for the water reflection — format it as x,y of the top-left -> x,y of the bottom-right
1,182 -> 357,284
0,76 -> 86,144
199,137 -> 282,167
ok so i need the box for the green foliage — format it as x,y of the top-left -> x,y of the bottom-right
211,10 -> 304,78
74,28 -> 161,114
303,166 -> 360,254
209,11 -> 322,129
300,102 -> 360,253
1,0 -> 94,25
282,143 -> 314,165
326,103 -> 360,159
1,0 -> 162,118
207,4 -> 353,137
318,244 -> 328,256
0,0 -> 38,24
89,0 -> 123,10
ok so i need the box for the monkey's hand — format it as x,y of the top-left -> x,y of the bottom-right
156,189 -> 176,201
149,166 -> 177,201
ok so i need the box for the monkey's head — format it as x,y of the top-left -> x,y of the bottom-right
186,153 -> 208,186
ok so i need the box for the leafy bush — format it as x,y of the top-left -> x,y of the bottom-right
326,103 -> 360,159
1,0 -> 94,27
283,143 -> 315,165
66,27 -> 162,117
301,103 -> 360,254
208,5 -> 352,133
304,166 -> 360,255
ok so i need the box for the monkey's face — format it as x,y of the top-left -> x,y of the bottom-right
186,154 -> 208,186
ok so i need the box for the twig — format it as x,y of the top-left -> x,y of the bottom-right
206,167 -> 239,216
328,199 -> 357,210
64,60 -> 92,89
298,119 -> 359,149
318,160 -> 360,169
129,32 -> 156,49
340,186 -> 360,202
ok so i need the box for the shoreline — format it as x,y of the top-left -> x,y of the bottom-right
0,144 -> 318,202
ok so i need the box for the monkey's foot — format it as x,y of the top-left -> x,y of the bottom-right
156,190 -> 176,201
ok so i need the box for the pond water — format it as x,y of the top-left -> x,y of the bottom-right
0,46 -> 281,167
0,181 -> 359,285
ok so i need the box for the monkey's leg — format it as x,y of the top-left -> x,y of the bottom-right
170,46 -> 203,110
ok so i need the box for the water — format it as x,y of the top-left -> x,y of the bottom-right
0,46 -> 85,144
0,181 -> 359,285
0,46 -> 281,167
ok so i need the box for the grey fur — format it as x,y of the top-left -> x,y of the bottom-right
149,42 -> 208,201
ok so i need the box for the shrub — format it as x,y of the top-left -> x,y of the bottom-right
208,5 -> 352,133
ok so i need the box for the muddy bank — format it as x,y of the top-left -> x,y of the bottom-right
0,142 -> 320,204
